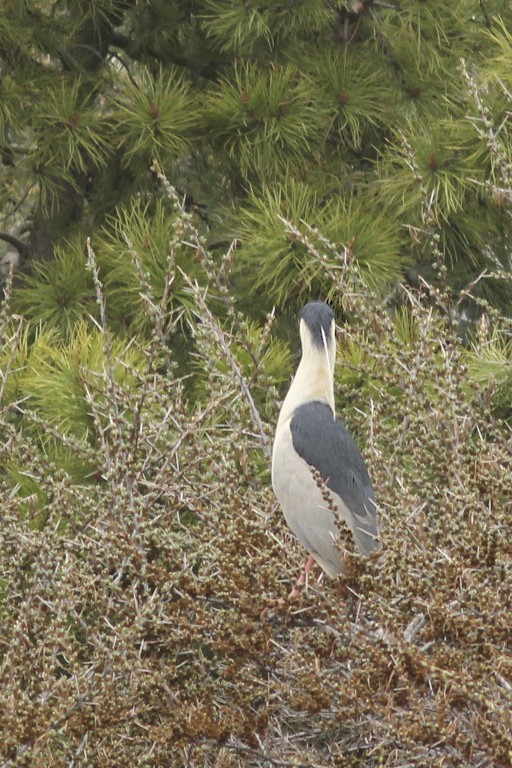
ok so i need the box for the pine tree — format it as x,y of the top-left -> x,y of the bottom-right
0,0 -> 510,324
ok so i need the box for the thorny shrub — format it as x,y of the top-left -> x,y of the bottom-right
0,204 -> 511,768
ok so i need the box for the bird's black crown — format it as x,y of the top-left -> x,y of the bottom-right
300,302 -> 334,348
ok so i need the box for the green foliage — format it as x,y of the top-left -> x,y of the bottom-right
483,16 -> 512,85
391,305 -> 420,348
31,77 -> 110,174
308,46 -> 397,150
190,310 -> 293,423
12,238 -> 95,337
204,61 -> 329,179
233,181 -> 405,308
1,0 -> 511,318
0,319 -> 29,406
201,0 -> 337,55
466,327 -> 512,413
113,66 -> 198,166
0,319 -> 147,491
18,323 -> 144,442
95,196 -> 202,332
0,72 -> 22,145
380,119 -> 483,222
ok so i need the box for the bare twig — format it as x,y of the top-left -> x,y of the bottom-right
181,271 -> 272,457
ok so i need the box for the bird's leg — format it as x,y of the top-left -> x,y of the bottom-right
288,554 -> 317,598
260,555 -> 317,619
304,553 -> 317,577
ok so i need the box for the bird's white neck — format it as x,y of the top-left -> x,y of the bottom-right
277,346 -> 335,428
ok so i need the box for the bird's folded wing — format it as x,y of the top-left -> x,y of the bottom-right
290,400 -> 378,533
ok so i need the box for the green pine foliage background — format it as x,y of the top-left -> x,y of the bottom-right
1,1 -> 511,766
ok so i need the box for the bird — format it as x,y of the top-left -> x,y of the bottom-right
271,301 -> 379,582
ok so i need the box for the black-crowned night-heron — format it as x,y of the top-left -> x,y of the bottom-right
272,301 -> 379,580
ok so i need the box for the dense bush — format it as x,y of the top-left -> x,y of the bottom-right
1,197 -> 511,766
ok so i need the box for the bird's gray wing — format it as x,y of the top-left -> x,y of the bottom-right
290,400 -> 379,554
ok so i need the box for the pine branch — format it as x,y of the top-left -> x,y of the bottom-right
0,232 -> 28,259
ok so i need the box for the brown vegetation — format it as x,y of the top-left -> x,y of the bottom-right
1,224 -> 511,767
